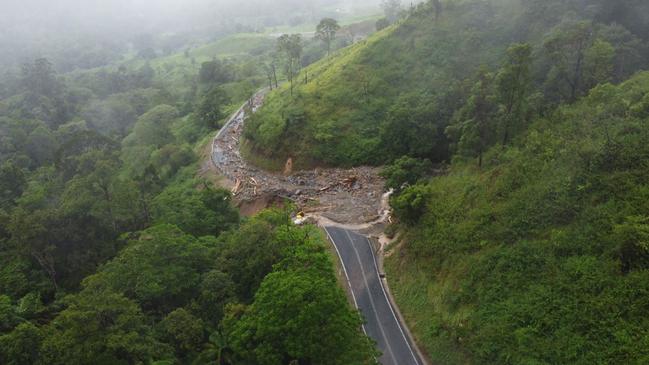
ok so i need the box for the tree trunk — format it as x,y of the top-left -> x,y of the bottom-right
32,251 -> 57,290
272,65 -> 278,88
570,42 -> 585,101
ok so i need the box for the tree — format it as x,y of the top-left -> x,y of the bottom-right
158,308 -> 205,359
191,270 -> 236,327
379,93 -> 447,162
199,60 -> 234,85
277,34 -> 303,97
81,224 -> 216,316
381,0 -> 403,23
0,161 -> 25,208
82,97 -> 137,136
221,210 -> 293,302
496,43 -> 533,145
0,322 -> 42,365
543,21 -> 593,102
583,38 -> 615,91
391,184 -> 429,225
196,87 -> 230,128
151,183 -> 239,238
262,53 -> 279,90
40,289 -> 169,364
133,33 -> 157,60
597,23 -> 646,83
446,69 -> 498,167
316,18 -> 341,56
0,295 -> 20,332
21,58 -> 59,97
380,156 -> 433,191
226,242 -> 378,365
129,104 -> 178,147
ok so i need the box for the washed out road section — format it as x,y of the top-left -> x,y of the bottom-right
324,226 -> 422,365
210,92 -> 385,224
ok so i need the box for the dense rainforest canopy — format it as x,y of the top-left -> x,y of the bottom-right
0,2 -> 379,363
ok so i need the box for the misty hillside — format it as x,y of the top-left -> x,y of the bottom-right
245,0 -> 649,168
0,2 -> 386,364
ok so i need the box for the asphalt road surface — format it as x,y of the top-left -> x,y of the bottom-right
324,226 -> 422,365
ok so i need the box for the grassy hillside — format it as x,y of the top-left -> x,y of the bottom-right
244,0 -> 649,168
245,1 -> 515,167
385,72 -> 649,364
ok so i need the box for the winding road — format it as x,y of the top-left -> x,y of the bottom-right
324,226 -> 423,365
210,92 -> 426,365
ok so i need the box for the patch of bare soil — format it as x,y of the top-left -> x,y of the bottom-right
210,92 -> 386,224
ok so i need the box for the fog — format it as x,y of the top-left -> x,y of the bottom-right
0,0 -> 382,71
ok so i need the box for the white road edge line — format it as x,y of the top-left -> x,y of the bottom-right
365,235 -> 421,365
345,229 -> 399,365
323,227 -> 367,336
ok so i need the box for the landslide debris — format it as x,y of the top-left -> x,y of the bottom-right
211,93 -> 385,224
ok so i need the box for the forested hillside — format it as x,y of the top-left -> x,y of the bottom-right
387,69 -> 649,365
0,25 -> 376,364
245,0 -> 649,168
245,0 -> 649,363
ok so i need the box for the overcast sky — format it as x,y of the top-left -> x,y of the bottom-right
0,0 -> 383,71
1,0 -> 382,30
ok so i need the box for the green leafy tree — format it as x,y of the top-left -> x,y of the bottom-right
227,243 -> 378,365
613,215 -> 649,274
316,18 -> 341,56
221,210 -> 294,302
379,93 -> 447,162
129,104 -> 178,147
277,34 -> 303,97
0,161 -> 25,208
40,289 -> 169,364
196,87 -> 230,128
391,184 -> 429,225
496,43 -> 533,145
81,224 -> 215,314
194,330 -> 232,365
432,0 -> 442,20
447,69 -> 498,167
21,58 -> 59,98
191,270 -> 236,327
380,156 -> 433,191
158,308 -> 205,359
199,60 -> 234,85
543,21 -> 594,102
152,183 -> 239,237
583,38 -> 615,90
0,295 -> 20,332
0,322 -> 42,365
